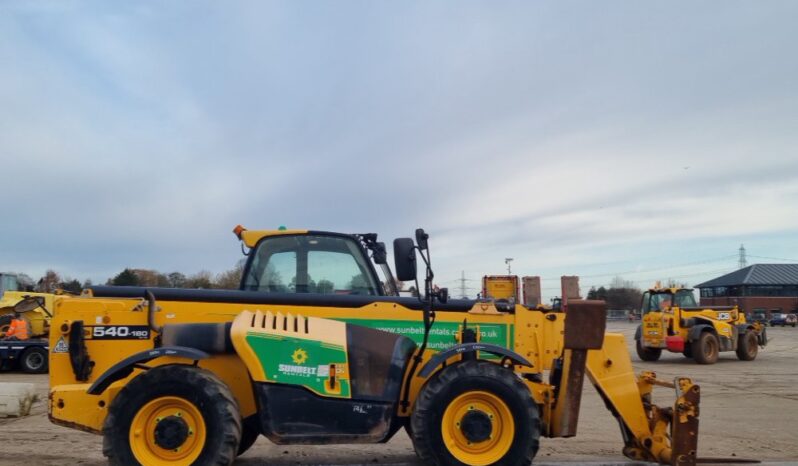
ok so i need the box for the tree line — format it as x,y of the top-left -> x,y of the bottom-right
19,260 -> 246,294
586,276 -> 644,311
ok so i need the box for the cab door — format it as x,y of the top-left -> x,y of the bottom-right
641,292 -> 668,348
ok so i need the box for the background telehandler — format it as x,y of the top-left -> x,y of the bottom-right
46,227 -> 707,466
635,286 -> 767,364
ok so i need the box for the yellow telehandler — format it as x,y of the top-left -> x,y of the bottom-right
635,286 -> 767,364
45,227 -> 725,465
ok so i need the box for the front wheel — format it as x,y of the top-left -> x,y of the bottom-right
735,330 -> 759,361
692,332 -> 719,364
411,360 -> 539,466
103,365 -> 242,466
636,338 -> 662,362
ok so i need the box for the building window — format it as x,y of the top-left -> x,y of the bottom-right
747,286 -> 793,297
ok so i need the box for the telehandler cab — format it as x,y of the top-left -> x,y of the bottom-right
48,227 -> 710,465
635,286 -> 767,364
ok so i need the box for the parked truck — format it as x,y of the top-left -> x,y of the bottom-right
0,296 -> 51,373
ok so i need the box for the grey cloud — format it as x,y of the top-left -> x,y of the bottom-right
1,1 -> 797,294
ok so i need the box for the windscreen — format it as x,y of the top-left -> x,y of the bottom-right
674,290 -> 697,307
242,235 -> 381,296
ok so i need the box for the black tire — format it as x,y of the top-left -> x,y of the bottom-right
682,344 -> 693,359
0,314 -> 13,337
636,338 -> 662,362
410,360 -> 539,466
20,346 -> 48,373
237,416 -> 260,456
103,365 -> 242,466
692,332 -> 719,365
735,330 -> 758,361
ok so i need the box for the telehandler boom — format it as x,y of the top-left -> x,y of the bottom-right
47,227 -> 707,465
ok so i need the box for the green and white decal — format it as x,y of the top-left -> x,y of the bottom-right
343,319 -> 511,353
245,332 -> 351,398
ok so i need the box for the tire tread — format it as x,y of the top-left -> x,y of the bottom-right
102,364 -> 242,466
410,360 -> 539,466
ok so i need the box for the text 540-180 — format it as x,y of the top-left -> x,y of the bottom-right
91,326 -> 151,340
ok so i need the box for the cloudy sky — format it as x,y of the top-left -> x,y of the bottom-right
2,1 -> 797,298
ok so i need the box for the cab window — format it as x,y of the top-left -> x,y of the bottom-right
242,235 -> 380,295
674,290 -> 697,308
642,292 -> 675,313
641,291 -> 652,314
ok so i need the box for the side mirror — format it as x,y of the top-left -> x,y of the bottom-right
373,242 -> 387,265
415,228 -> 429,251
14,296 -> 44,314
393,238 -> 417,282
437,287 -> 448,304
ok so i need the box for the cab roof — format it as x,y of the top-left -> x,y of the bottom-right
648,286 -> 692,293
234,226 -> 361,248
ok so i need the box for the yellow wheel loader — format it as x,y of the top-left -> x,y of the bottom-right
46,227 -> 727,466
635,286 -> 767,364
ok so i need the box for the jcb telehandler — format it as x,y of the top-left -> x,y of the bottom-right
47,227 -> 709,465
635,286 -> 767,364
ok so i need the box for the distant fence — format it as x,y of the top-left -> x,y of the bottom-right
607,309 -> 633,320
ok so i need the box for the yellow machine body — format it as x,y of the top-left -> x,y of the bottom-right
637,286 -> 765,363
48,228 -> 704,465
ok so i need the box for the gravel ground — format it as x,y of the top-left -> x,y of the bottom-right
1,322 -> 796,465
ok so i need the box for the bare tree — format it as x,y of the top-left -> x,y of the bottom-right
185,271 -> 213,289
37,270 -> 62,293
214,260 -> 245,290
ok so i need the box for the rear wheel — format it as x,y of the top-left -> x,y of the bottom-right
692,332 -> 719,364
735,330 -> 758,361
636,338 -> 662,362
103,365 -> 241,466
20,347 -> 48,373
411,360 -> 539,466
682,344 -> 693,359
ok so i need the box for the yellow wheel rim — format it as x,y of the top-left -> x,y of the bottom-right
441,391 -> 515,466
129,396 -> 206,466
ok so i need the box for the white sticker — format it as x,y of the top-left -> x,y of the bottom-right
53,337 -> 69,353
95,316 -> 104,324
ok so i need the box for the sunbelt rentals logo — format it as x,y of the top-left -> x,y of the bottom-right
278,347 -> 316,377
292,348 -> 308,365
